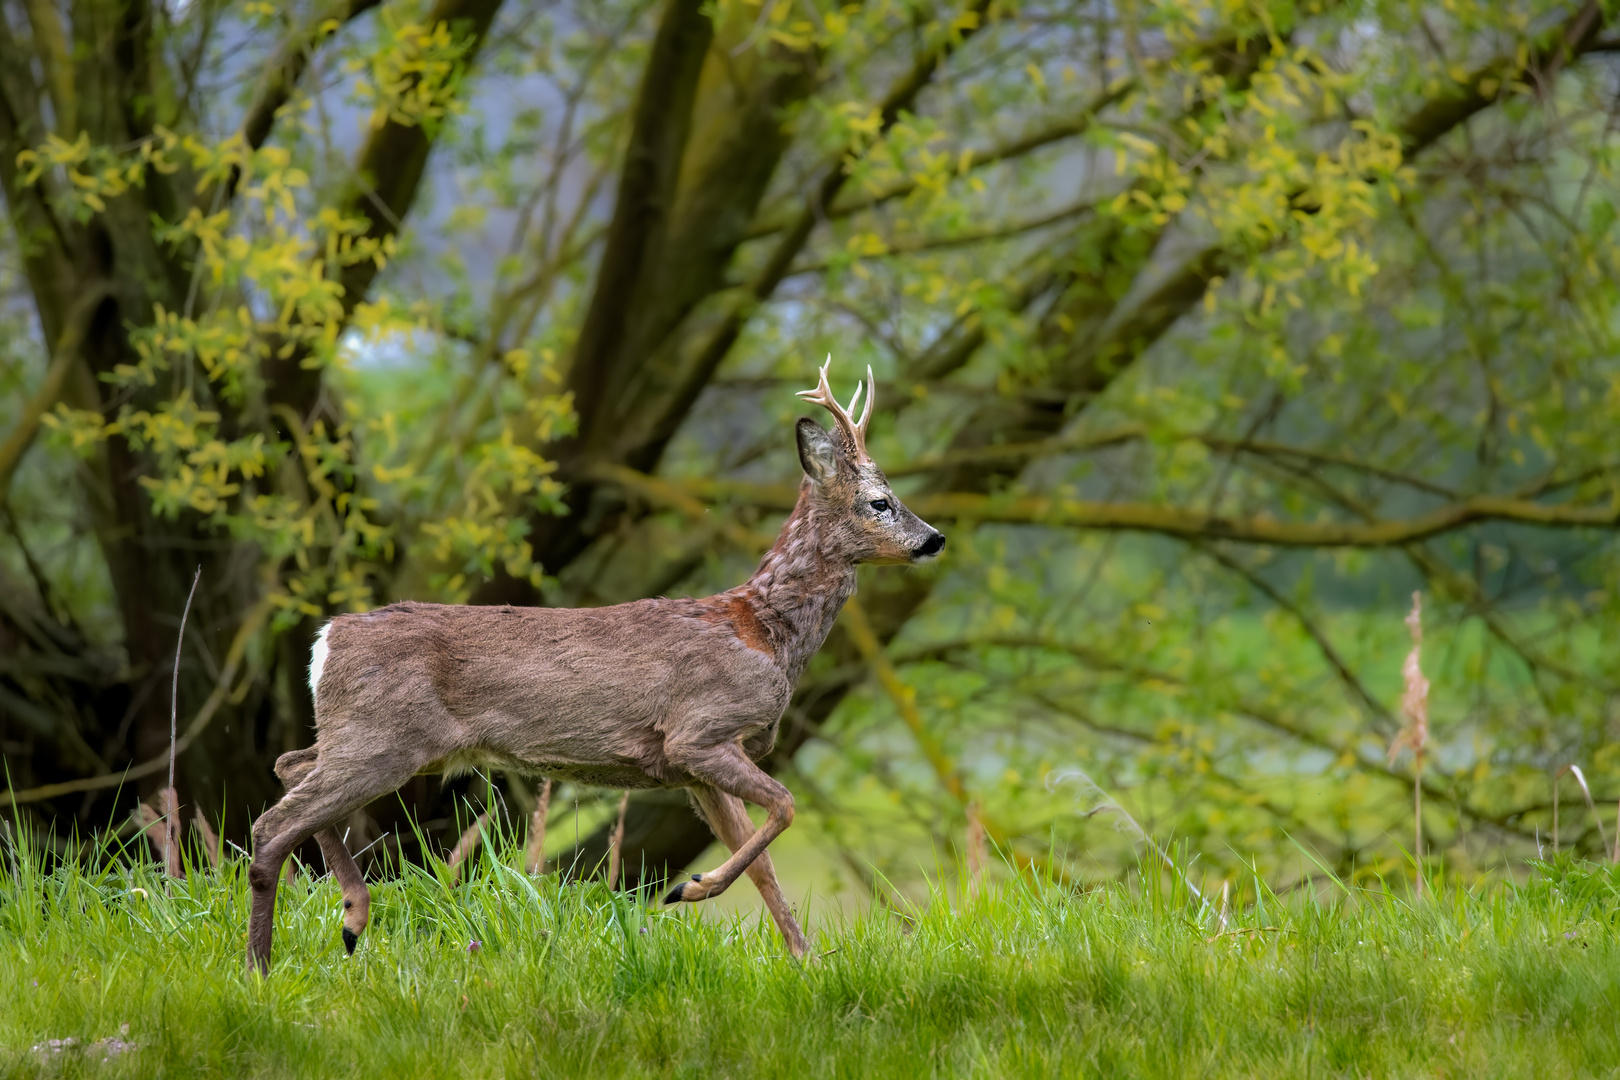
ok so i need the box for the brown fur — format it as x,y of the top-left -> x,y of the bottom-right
700,596 -> 775,657
246,365 -> 943,974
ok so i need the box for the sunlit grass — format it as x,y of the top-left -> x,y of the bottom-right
3,823 -> 1618,1078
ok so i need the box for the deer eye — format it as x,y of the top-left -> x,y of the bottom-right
869,499 -> 890,513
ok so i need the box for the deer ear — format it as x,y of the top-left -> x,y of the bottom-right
796,417 -> 840,484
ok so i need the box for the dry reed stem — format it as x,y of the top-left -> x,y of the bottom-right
965,804 -> 986,899
447,813 -> 492,883
607,790 -> 630,890
1389,591 -> 1430,898
524,778 -> 552,875
135,801 -> 164,863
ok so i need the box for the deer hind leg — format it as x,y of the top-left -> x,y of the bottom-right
248,752 -> 419,976
663,744 -> 794,905
271,748 -> 371,951
689,786 -> 809,957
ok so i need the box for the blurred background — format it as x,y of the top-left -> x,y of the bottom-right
2,0 -> 1619,906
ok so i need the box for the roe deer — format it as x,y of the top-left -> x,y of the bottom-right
247,361 -> 944,974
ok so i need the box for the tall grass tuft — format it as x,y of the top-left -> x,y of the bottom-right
3,813 -> 1620,1077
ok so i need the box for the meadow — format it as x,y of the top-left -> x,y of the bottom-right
3,827 -> 1618,1079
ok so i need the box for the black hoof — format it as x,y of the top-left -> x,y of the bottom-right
342,928 -> 358,954
662,882 -> 686,905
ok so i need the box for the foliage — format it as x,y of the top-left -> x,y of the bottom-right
3,0 -> 1620,900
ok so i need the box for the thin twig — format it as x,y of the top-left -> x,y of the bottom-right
165,567 -> 201,880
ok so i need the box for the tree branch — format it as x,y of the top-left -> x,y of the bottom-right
22,0 -> 75,136
0,283 -> 112,503
741,80 -> 1132,241
1191,541 -> 1398,734
263,0 -> 505,423
597,468 -> 1620,549
1398,0 -> 1604,158
916,635 -> 1542,844
674,0 -> 1000,428
238,0 -> 384,156
0,600 -> 267,808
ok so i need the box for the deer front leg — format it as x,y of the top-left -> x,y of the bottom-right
663,744 -> 794,906
314,828 -> 371,953
248,753 -> 419,976
689,786 -> 810,957
274,748 -> 371,954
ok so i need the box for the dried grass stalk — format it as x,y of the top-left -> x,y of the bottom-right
135,789 -> 183,877
136,801 -> 163,863
965,803 -> 986,899
524,778 -> 553,875
1554,764 -> 1609,858
607,790 -> 630,890
159,787 -> 182,878
192,809 -> 219,870
1388,591 -> 1430,898
447,812 -> 492,883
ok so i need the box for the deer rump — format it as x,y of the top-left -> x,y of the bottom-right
309,600 -> 794,790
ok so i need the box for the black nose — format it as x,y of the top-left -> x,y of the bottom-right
913,532 -> 945,558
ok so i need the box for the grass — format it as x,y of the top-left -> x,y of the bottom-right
3,829 -> 1619,1079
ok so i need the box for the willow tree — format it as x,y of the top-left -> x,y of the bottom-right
3,0 -> 1619,887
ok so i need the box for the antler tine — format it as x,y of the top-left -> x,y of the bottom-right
856,364 -> 875,438
796,355 -> 871,461
794,357 -> 836,408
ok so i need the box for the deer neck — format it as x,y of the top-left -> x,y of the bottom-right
733,485 -> 858,682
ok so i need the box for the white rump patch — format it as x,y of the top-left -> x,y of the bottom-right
308,623 -> 331,707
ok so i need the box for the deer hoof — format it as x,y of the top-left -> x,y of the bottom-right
342,928 -> 359,954
664,874 -> 709,906
657,880 -> 696,906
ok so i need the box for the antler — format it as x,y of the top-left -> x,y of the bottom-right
796,356 -> 874,463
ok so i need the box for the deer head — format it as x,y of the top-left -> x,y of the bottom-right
796,359 -> 945,565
